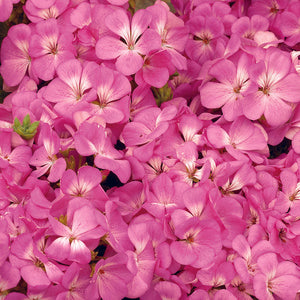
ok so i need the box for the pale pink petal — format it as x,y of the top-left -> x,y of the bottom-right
272,73 -> 300,103
105,9 -> 130,38
96,36 -> 127,60
48,158 -> 66,182
264,95 -> 292,127
21,265 -> 50,287
257,253 -> 278,276
154,281 -> 182,300
143,66 -> 169,88
206,125 -> 230,148
271,275 -> 300,299
46,237 -> 71,262
131,9 -> 152,42
201,82 -> 234,109
292,130 -> 300,154
77,166 -> 102,193
243,92 -> 266,121
60,169 -> 79,195
69,239 -> 91,264
31,0 -> 55,9
135,29 -> 162,55
116,50 -> 144,76
0,0 -> 13,22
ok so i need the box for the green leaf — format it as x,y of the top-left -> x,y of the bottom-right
13,114 -> 40,140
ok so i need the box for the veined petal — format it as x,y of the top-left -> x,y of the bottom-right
96,36 -> 127,60
69,239 -> 91,264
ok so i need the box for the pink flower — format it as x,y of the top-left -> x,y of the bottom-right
59,166 -> 108,210
89,64 -> 131,124
46,205 -> 104,264
0,24 -> 34,87
29,123 -> 66,182
29,18 -> 75,81
243,47 -> 300,127
200,54 -> 253,121
74,122 -> 131,183
253,252 -> 300,299
185,15 -> 225,64
86,253 -> 133,300
24,0 -> 69,23
95,9 -> 161,75
206,116 -> 268,163
0,262 -> 20,295
0,129 -> 32,173
147,1 -> 189,70
43,59 -> 97,118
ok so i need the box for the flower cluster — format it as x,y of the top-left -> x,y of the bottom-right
1,0 -> 300,299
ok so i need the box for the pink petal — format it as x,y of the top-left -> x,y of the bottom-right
69,239 -> 91,264
0,0 -> 13,22
292,130 -> 300,154
105,9 -> 130,38
77,166 -> 102,193
243,92 -> 266,121
257,253 -> 278,276
143,65 -> 169,88
135,29 -> 161,55
46,237 -> 71,262
31,0 -> 55,9
116,50 -> 144,76
131,9 -> 152,42
122,122 -> 152,146
201,82 -> 234,109
96,36 -> 127,60
206,125 -> 230,148
272,73 -> 300,103
21,265 -> 50,287
60,169 -> 79,195
264,95 -> 292,127
48,158 -> 66,182
154,281 -> 182,300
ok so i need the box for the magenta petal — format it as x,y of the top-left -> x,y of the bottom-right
95,156 -> 131,183
116,50 -> 144,76
31,0 -> 55,9
69,240 -> 91,264
77,166 -> 102,192
122,122 -> 151,146
170,240 -> 197,265
46,237 -> 71,262
0,233 -> 9,265
32,55 -> 55,81
96,36 -> 127,60
206,125 -> 230,148
105,9 -> 130,38
60,169 -> 78,195
0,1 -> 13,22
135,29 -> 161,55
264,95 -> 292,127
201,82 -> 234,109
131,9 -> 152,41
21,265 -> 50,287
243,92 -> 266,121
48,158 -> 66,182
143,66 -> 169,88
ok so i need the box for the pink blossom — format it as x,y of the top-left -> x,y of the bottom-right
200,54 -> 253,121
46,205 -> 104,264
253,252 -> 300,299
88,64 -> 131,124
43,59 -> 97,118
243,48 -> 300,127
0,24 -> 34,87
29,18 -> 75,81
206,116 -> 268,163
74,122 -> 131,183
86,253 -> 133,300
29,123 -> 66,182
0,262 -> 20,295
96,9 -> 161,75
24,0 -> 69,23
